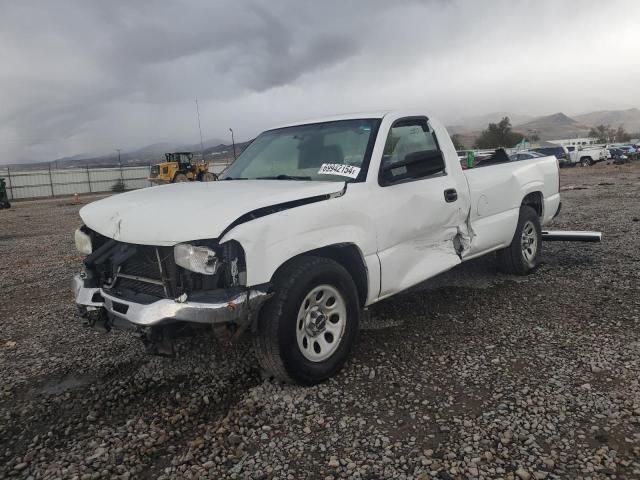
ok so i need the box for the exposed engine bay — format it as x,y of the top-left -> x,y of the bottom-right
80,226 -> 247,305
73,227 -> 261,355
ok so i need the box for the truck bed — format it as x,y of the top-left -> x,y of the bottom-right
462,155 -> 560,258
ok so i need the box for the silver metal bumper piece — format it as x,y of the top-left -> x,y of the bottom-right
542,230 -> 602,243
72,274 -> 272,327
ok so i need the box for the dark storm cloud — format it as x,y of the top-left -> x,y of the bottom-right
103,1 -> 361,96
1,0 -> 639,162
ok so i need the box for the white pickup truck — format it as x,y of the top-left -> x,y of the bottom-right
567,145 -> 609,166
73,111 -> 561,385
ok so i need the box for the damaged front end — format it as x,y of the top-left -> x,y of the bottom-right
72,227 -> 271,355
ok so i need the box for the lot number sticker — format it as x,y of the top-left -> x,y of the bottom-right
318,163 -> 361,179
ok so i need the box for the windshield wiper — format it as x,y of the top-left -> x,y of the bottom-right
256,174 -> 312,181
222,176 -> 248,180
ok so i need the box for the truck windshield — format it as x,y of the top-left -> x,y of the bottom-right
220,119 -> 380,182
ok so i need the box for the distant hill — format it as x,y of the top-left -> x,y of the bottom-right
131,137 -> 228,156
448,112 -> 534,134
514,113 -> 592,140
44,138 -> 236,170
131,142 -> 188,155
573,108 -> 640,133
7,107 -> 639,168
448,108 -> 639,147
182,137 -> 229,152
449,112 -> 591,147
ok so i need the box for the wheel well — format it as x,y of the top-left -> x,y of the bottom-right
522,191 -> 543,217
274,244 -> 368,307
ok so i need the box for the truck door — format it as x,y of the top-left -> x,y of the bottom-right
371,116 -> 468,299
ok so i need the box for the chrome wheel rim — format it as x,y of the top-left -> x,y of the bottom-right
521,220 -> 538,262
296,284 -> 346,362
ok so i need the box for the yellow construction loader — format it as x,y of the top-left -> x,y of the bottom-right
148,152 -> 217,183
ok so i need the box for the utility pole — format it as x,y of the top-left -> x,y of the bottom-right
229,128 -> 237,160
6,166 -> 13,200
195,98 -> 205,163
48,163 -> 55,197
86,165 -> 92,192
116,149 -> 123,181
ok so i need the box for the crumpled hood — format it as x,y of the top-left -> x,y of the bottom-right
80,180 -> 344,246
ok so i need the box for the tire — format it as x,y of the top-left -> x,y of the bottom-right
497,205 -> 542,275
200,172 -> 217,182
253,256 -> 360,385
580,157 -> 593,167
173,173 -> 189,183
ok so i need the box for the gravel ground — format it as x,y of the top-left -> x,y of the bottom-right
1,163 -> 639,480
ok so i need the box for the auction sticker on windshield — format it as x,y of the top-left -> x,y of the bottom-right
318,163 -> 361,179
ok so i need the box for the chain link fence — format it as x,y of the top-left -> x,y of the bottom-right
0,162 -> 232,200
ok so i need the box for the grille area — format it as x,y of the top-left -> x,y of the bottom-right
84,232 -> 247,304
116,277 -> 166,298
110,246 -> 172,301
121,252 -> 162,279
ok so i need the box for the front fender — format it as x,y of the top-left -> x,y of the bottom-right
220,184 -> 380,303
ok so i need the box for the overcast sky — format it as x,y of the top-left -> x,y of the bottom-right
1,0 -> 639,163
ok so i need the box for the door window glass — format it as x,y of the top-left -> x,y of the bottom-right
380,118 -> 445,185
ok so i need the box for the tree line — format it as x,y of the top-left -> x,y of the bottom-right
587,125 -> 631,143
452,117 -> 636,150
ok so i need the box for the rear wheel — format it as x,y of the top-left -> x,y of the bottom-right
200,172 -> 217,182
173,173 -> 189,182
580,157 -> 593,167
253,256 -> 359,385
497,205 -> 542,275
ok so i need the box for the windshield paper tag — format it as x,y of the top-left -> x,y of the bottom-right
318,163 -> 361,179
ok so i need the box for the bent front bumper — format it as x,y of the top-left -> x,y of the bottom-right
72,274 -> 272,328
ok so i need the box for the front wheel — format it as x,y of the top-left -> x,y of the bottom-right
200,172 -> 217,182
173,173 -> 189,182
580,157 -> 593,167
497,205 -> 542,275
253,256 -> 360,385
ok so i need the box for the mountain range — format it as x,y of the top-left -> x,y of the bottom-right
450,108 -> 640,148
573,108 -> 640,133
42,137 -> 239,170
515,112 -> 592,140
6,108 -> 640,169
130,137 -> 228,156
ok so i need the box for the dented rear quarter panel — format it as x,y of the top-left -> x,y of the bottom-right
462,156 -> 560,258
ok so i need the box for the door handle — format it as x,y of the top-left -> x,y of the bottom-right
444,188 -> 458,203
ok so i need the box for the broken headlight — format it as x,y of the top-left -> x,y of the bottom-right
74,228 -> 92,255
174,243 -> 219,275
